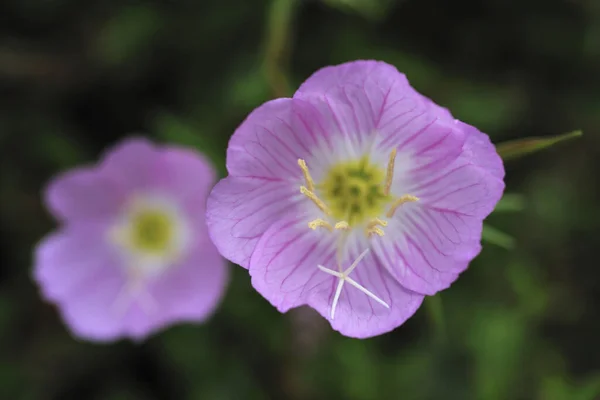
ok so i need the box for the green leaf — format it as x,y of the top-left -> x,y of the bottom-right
482,224 -> 516,249
506,257 -> 548,318
36,131 -> 89,168
540,373 -> 600,400
493,193 -> 525,213
496,130 -> 582,161
468,311 -> 527,400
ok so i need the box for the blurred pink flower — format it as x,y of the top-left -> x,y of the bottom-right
34,138 -> 228,342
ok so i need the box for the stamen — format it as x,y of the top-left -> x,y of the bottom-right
365,217 -> 387,237
298,159 -> 315,192
386,194 -> 419,218
384,148 -> 397,196
300,186 -> 331,215
334,221 -> 350,230
308,218 -> 333,231
367,217 -> 387,229
366,226 -> 385,237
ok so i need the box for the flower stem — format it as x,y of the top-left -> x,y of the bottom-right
263,0 -> 298,98
425,294 -> 446,344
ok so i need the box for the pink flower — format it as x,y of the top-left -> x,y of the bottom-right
34,138 -> 228,342
207,60 -> 504,338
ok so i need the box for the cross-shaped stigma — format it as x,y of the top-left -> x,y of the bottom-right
112,267 -> 158,318
317,248 -> 390,319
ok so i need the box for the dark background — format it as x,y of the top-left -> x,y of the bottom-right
1,0 -> 599,399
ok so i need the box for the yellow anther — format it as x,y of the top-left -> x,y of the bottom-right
300,186 -> 331,215
367,217 -> 388,228
334,221 -> 350,230
366,226 -> 385,237
384,148 -> 397,196
308,218 -> 333,232
298,159 -> 315,192
386,194 -> 419,218
365,218 -> 387,238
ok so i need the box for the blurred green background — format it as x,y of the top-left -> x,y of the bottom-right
1,0 -> 599,399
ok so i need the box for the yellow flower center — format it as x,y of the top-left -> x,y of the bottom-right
319,157 -> 390,226
130,210 -> 174,253
298,149 -> 419,238
108,196 -> 185,264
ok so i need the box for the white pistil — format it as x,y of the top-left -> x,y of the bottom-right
317,248 -> 389,319
112,268 -> 158,317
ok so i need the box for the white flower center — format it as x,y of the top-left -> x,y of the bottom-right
108,194 -> 190,279
298,148 -> 419,238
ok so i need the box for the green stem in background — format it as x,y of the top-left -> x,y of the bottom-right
425,294 -> 446,344
263,0 -> 298,98
496,130 -> 582,162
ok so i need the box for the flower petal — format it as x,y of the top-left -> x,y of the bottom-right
372,207 -> 472,295
121,241 -> 228,340
408,144 -> 505,219
249,216 -> 338,312
226,98 -> 338,180
206,176 -> 299,268
44,167 -> 126,223
33,223 -> 128,341
323,238 -> 424,338
151,241 -> 228,320
99,136 -> 159,189
459,122 -> 505,181
59,273 -> 127,342
294,60 -> 464,162
33,223 -> 119,301
154,146 -> 217,215
374,127 -> 504,295
250,216 -> 424,338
